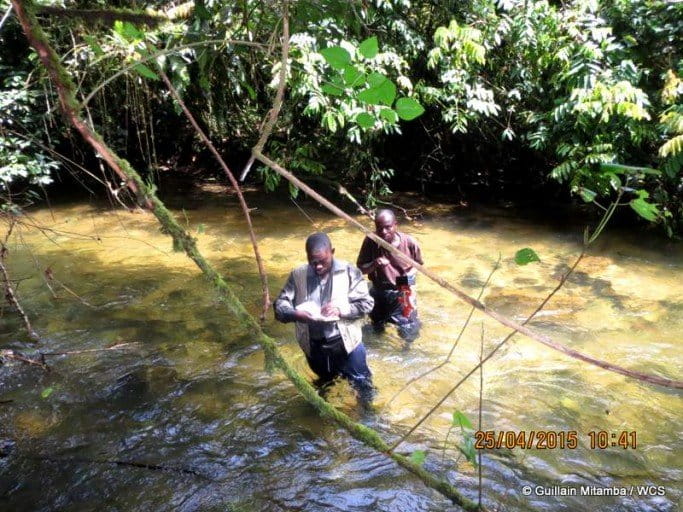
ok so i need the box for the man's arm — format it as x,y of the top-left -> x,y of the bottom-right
274,272 -> 314,324
409,235 -> 424,265
273,272 -> 297,322
357,237 -> 387,275
341,266 -> 374,319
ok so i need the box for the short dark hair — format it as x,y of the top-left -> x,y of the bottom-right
305,232 -> 332,253
375,208 -> 396,223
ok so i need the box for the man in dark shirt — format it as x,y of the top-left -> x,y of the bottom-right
274,232 -> 375,401
356,209 -> 423,341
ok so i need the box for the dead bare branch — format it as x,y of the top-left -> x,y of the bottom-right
156,66 -> 271,320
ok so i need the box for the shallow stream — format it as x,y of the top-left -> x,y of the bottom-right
1,189 -> 681,511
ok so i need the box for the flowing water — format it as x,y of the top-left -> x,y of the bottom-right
1,188 -> 681,511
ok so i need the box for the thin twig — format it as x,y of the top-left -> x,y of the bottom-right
386,256 -> 501,407
0,218 -> 39,342
240,0 -> 289,181
156,66 -> 270,320
0,3 -> 13,30
388,251 -> 588,452
253,151 -> 682,390
41,342 -> 139,356
0,349 -> 49,370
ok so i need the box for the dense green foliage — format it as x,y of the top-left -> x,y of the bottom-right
1,0 -> 681,235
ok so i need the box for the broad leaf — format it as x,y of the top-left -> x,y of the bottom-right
630,194 -> 659,222
395,97 -> 425,120
133,63 -> 159,81
320,46 -> 351,70
359,36 -> 379,59
358,77 -> 396,106
322,83 -> 345,97
452,410 -> 473,430
114,20 -> 143,41
343,65 -> 365,87
578,187 -> 597,202
355,112 -> 375,128
379,108 -> 398,124
515,248 -> 540,265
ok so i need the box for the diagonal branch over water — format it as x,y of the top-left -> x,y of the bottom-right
385,255 -> 501,408
388,251 -> 587,452
254,152 -> 683,390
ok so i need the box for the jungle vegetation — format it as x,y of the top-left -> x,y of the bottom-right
1,0 -> 682,237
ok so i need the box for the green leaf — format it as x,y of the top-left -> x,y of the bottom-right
343,65 -> 365,88
452,410 -> 473,430
395,97 -> 425,121
355,112 -> 375,128
515,248 -> 541,265
461,435 -> 478,466
367,72 -> 386,87
379,108 -> 398,124
599,162 -> 660,176
322,83 -> 345,97
114,20 -> 143,41
578,187 -> 597,202
358,77 -> 396,106
409,450 -> 426,466
133,63 -> 159,81
320,46 -> 351,70
196,223 -> 205,234
195,3 -> 211,20
359,36 -> 379,59
41,387 -> 54,399
289,182 -> 300,199
630,192 -> 660,222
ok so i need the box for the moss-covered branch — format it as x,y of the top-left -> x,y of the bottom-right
11,1 -> 479,508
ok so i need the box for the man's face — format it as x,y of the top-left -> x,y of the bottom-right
307,247 -> 334,277
375,214 -> 397,243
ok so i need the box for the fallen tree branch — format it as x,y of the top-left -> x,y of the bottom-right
386,255 -> 501,408
156,66 -> 270,320
0,349 -> 49,370
389,251 -> 587,451
252,151 -> 683,390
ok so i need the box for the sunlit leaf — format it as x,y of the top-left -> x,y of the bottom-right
322,83 -> 344,96
114,20 -> 143,41
630,191 -> 659,222
515,248 -> 540,265
452,410 -> 473,430
379,108 -> 398,124
320,46 -> 351,70
355,112 -> 375,128
358,77 -> 396,106
599,162 -> 660,176
395,97 -> 425,120
409,450 -> 426,466
359,36 -> 379,59
133,63 -> 159,81
41,387 -> 54,399
578,187 -> 597,202
343,65 -> 365,87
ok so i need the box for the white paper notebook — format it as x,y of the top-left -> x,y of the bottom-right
295,301 -> 340,322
